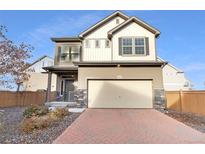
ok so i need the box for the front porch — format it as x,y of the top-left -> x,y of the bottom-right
43,66 -> 87,108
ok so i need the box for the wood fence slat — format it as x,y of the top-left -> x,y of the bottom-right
166,90 -> 205,116
0,91 -> 57,107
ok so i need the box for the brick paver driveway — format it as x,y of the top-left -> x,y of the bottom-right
54,109 -> 205,144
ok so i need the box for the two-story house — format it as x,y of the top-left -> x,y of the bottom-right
44,11 -> 166,108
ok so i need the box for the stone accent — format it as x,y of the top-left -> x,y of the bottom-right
154,89 -> 166,111
73,88 -> 166,110
74,89 -> 87,108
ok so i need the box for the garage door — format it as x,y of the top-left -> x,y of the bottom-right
88,79 -> 153,108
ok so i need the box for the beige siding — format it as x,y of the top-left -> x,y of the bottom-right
112,22 -> 156,61
83,39 -> 112,61
85,17 -> 125,39
23,73 -> 57,91
83,16 -> 125,61
88,80 -> 153,108
82,18 -> 157,62
78,67 -> 163,89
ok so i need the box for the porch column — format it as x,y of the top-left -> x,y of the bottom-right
46,72 -> 52,102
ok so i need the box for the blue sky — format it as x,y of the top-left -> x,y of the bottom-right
0,10 -> 205,89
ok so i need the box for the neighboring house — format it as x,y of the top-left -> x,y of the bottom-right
23,55 -> 57,91
44,11 -> 166,108
157,57 -> 193,91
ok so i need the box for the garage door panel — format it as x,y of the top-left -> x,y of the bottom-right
88,80 -> 153,108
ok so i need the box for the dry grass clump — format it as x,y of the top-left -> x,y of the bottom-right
21,106 -> 69,133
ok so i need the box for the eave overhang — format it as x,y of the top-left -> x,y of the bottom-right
51,37 -> 82,43
43,66 -> 78,73
73,61 -> 167,67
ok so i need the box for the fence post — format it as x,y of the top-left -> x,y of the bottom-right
179,90 -> 183,112
46,72 -> 52,102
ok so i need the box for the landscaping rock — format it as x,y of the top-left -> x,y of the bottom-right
0,107 -> 80,144
159,109 -> 205,133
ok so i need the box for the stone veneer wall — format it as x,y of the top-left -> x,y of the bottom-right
154,89 -> 166,110
74,89 -> 87,108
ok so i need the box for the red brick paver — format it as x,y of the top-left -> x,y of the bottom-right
54,109 -> 205,144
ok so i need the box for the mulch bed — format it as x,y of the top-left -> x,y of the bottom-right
160,109 -> 205,133
0,107 -> 81,144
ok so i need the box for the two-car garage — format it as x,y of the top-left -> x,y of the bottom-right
88,79 -> 153,108
77,66 -> 164,109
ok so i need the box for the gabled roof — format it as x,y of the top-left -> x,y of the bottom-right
79,11 -> 129,38
108,16 -> 160,38
157,57 -> 184,73
26,55 -> 53,69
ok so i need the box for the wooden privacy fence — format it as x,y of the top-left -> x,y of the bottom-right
0,91 -> 57,107
166,90 -> 205,115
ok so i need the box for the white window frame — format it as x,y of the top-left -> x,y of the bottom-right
105,39 -> 110,48
134,37 -> 146,55
121,37 -> 146,56
122,37 -> 132,55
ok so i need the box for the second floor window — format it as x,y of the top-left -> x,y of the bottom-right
57,46 -> 62,62
58,45 -> 81,63
135,38 -> 145,54
122,38 -> 132,54
121,37 -> 146,55
95,40 -> 100,48
105,39 -> 110,48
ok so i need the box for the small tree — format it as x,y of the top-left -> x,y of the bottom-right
0,25 -> 33,91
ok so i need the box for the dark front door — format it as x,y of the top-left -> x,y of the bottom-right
64,80 -> 75,102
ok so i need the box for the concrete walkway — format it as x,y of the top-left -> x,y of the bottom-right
54,109 -> 205,144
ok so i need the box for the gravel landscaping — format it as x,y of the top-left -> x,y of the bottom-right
158,108 -> 205,133
0,107 -> 81,144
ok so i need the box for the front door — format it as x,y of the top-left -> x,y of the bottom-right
64,80 -> 75,102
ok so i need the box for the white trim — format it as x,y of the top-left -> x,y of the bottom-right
108,16 -> 160,37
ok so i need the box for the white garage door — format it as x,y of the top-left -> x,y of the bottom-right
88,79 -> 153,108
